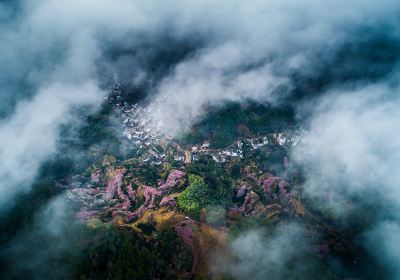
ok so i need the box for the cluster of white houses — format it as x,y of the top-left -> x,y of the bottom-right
116,102 -> 301,165
114,102 -> 170,165
177,133 -> 300,164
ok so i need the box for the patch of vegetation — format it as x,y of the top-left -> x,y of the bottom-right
185,155 -> 233,205
178,102 -> 295,148
130,164 -> 161,186
228,162 -> 241,179
177,174 -> 213,217
76,227 -> 192,280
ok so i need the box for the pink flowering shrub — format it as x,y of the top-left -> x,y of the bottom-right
105,169 -> 124,201
143,186 -> 162,206
175,222 -> 198,273
238,191 -> 260,215
262,176 -> 293,209
75,210 -> 98,219
126,186 -> 162,220
90,170 -> 101,183
176,223 -> 194,246
89,188 -> 100,195
263,176 -> 280,195
126,184 -> 136,201
159,195 -> 177,207
278,181 -> 291,206
231,185 -> 259,216
236,185 -> 249,198
158,170 -> 185,191
117,181 -> 131,210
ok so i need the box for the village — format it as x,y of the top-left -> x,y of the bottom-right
114,99 -> 301,166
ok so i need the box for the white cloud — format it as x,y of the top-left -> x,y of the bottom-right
0,81 -> 105,205
212,224 -> 316,280
293,84 -> 400,205
146,0 -> 400,134
293,81 -> 400,276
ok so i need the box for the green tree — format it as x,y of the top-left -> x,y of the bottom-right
177,174 -> 212,217
229,162 -> 241,179
186,155 -> 233,205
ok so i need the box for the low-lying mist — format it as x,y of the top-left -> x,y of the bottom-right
1,0 -> 400,279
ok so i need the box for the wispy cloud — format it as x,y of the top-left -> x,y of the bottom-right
293,79 -> 400,277
1,1 -> 400,277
